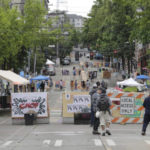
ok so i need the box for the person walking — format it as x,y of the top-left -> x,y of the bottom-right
73,67 -> 76,76
40,81 -> 45,92
75,80 -> 78,90
96,88 -> 112,136
59,80 -> 63,90
141,93 -> 150,135
91,88 -> 102,135
86,80 -> 90,91
89,84 -> 97,127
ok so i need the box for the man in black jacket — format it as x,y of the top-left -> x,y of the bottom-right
91,87 -> 102,134
141,94 -> 150,135
89,84 -> 97,127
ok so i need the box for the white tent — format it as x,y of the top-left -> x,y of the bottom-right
46,59 -> 55,65
0,70 -> 29,85
117,78 -> 143,87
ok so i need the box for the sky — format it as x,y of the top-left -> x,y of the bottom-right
49,0 -> 95,17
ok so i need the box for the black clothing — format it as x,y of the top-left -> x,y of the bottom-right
143,96 -> 150,115
93,114 -> 100,131
142,96 -> 150,133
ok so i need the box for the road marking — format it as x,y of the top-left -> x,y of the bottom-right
106,139 -> 116,146
94,139 -> 102,146
145,140 -> 150,145
2,141 -> 13,147
43,140 -> 51,145
33,131 -> 84,135
54,140 -> 63,147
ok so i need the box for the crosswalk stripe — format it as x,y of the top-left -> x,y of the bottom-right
54,140 -> 63,147
145,140 -> 150,145
43,140 -> 51,145
94,139 -> 102,146
2,141 -> 13,147
106,139 -> 116,146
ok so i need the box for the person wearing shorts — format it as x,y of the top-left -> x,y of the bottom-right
97,88 -> 112,136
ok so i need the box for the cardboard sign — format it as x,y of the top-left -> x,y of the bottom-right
67,104 -> 90,113
120,96 -> 134,115
73,95 -> 91,104
66,95 -> 91,113
11,92 -> 48,118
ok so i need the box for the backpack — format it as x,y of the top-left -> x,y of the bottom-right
98,95 -> 109,111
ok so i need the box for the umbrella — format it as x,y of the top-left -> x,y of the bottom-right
30,75 -> 50,81
136,75 -> 150,80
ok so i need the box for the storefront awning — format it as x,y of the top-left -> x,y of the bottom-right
0,70 -> 29,85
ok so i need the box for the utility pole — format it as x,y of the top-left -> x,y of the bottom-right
56,0 -> 60,65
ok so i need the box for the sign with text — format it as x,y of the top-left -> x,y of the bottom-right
120,96 -> 134,115
73,95 -> 91,104
11,92 -> 48,118
67,95 -> 91,113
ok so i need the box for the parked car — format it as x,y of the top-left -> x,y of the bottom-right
95,53 -> 103,60
63,58 -> 70,65
47,66 -> 56,76
65,56 -> 71,63
43,65 -> 56,76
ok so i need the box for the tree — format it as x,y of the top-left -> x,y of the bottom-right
0,0 -> 25,70
82,0 -> 135,73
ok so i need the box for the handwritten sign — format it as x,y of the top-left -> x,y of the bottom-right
73,95 -> 91,104
67,95 -> 91,113
120,96 -> 134,115
11,92 -> 48,118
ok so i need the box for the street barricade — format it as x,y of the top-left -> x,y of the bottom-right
62,92 -> 91,124
107,91 -> 148,124
11,92 -> 50,125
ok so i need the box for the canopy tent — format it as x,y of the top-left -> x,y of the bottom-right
0,70 -> 29,85
117,78 -> 143,87
46,59 -> 55,65
30,75 -> 50,81
136,75 -> 150,80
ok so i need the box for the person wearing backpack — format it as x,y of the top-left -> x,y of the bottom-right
97,88 -> 112,136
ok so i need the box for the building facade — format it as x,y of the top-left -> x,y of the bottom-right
66,14 -> 85,31
11,0 -> 49,13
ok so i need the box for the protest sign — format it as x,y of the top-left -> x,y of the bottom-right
120,96 -> 134,115
11,92 -> 48,118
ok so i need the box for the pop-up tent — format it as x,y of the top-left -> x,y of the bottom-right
136,75 -> 150,80
46,59 -> 55,65
117,78 -> 143,87
30,75 -> 50,81
0,70 -> 29,85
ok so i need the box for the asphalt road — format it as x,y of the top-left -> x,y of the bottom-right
0,56 -> 150,150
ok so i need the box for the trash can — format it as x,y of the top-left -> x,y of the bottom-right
24,113 -> 37,125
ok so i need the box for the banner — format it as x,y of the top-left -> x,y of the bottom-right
11,92 -> 48,118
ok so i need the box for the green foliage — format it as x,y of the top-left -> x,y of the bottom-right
0,0 -> 75,73
82,0 -> 135,58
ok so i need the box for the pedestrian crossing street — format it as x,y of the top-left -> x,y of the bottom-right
0,138 -> 150,148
